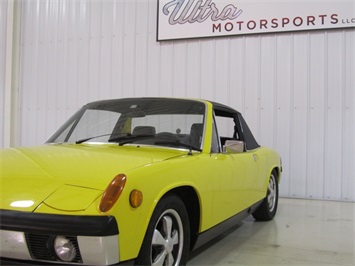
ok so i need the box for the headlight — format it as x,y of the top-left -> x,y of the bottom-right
54,236 -> 77,262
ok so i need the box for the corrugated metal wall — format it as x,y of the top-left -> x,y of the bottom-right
0,1 -> 7,148
5,0 -> 355,201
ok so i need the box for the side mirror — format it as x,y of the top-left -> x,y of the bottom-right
223,140 -> 244,153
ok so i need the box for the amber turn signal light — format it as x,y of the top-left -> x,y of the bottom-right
99,174 -> 127,212
130,189 -> 143,208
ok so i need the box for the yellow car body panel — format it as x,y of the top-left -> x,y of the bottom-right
0,98 -> 282,264
1,144 -> 188,211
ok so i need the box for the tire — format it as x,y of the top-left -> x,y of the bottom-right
252,170 -> 278,221
135,194 -> 190,266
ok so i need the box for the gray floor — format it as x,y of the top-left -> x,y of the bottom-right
188,198 -> 355,265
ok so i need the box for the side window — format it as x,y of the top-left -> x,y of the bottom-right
213,108 -> 260,152
214,116 -> 235,138
214,114 -> 238,147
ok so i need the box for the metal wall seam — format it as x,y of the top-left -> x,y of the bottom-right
322,31 -> 329,200
341,30 -> 346,200
0,1 -> 7,148
288,34 -> 295,198
305,33 -> 310,199
352,0 -> 355,204
341,30 -> 354,200
273,34 -> 280,176
254,35 -> 263,143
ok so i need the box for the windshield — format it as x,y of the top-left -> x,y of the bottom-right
47,98 -> 206,151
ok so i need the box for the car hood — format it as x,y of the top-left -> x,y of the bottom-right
0,144 -> 186,212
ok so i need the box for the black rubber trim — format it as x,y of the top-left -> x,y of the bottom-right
192,199 -> 263,250
0,210 -> 118,236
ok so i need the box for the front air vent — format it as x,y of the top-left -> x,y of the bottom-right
26,234 -> 54,261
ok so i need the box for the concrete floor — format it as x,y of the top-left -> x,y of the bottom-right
188,198 -> 355,265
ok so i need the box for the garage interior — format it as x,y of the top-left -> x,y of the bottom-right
189,198 -> 354,265
1,0 -> 354,265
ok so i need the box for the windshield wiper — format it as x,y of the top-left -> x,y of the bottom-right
154,140 -> 202,154
107,133 -> 203,154
76,133 -> 129,144
112,135 -> 156,146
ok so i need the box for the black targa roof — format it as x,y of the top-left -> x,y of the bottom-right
211,101 -> 260,151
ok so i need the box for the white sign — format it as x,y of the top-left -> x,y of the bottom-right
157,0 -> 355,41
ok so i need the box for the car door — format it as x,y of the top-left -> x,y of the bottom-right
209,111 -> 260,226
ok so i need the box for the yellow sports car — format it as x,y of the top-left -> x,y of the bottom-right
0,98 -> 281,265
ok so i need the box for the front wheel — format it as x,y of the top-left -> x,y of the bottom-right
252,170 -> 279,221
136,194 -> 190,266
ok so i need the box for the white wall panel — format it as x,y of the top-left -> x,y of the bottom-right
324,32 -> 344,200
172,42 -> 187,97
343,31 -> 355,201
244,36 -> 260,138
185,41 -> 201,99
259,35 -> 277,148
290,33 -> 309,198
229,37 -> 246,113
200,40 -> 215,100
214,39 -> 230,105
0,1 -> 7,148
9,0 -> 355,201
307,32 -> 326,199
275,35 -> 293,197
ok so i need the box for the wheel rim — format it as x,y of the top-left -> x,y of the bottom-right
151,209 -> 184,266
267,174 -> 277,212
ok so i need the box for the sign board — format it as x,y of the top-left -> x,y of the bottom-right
157,0 -> 355,41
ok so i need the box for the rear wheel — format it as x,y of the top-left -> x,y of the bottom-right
252,170 -> 278,221
136,195 -> 190,266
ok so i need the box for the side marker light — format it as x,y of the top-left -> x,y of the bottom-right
130,189 -> 143,208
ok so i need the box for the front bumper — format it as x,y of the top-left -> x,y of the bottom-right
0,210 -> 120,265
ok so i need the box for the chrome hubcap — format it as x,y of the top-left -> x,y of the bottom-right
151,210 -> 183,266
267,174 -> 277,212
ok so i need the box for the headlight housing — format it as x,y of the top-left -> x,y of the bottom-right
54,236 -> 77,262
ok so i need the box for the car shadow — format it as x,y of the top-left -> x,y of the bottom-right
188,216 -> 277,264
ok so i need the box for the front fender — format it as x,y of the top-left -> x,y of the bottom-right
99,154 -> 211,262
